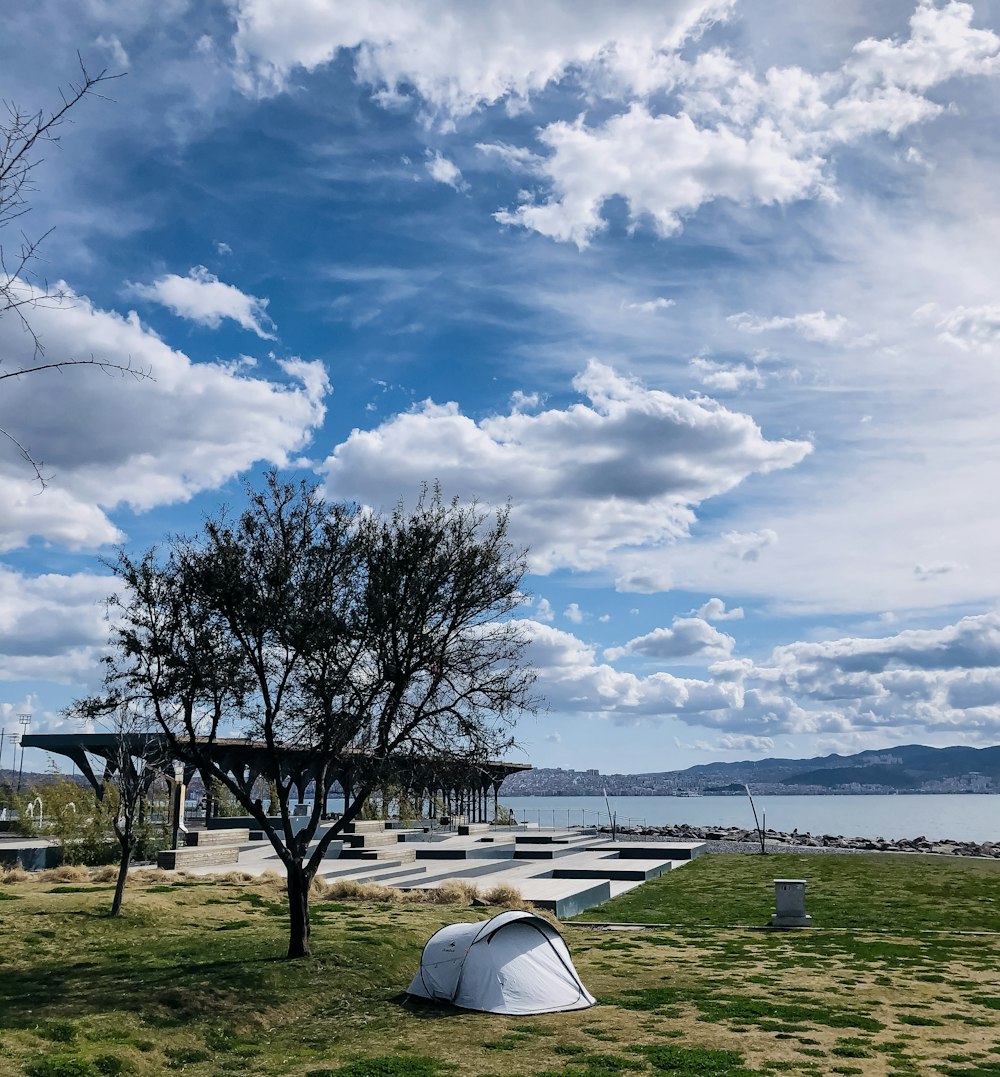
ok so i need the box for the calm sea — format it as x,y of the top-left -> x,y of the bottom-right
499,794 -> 1000,844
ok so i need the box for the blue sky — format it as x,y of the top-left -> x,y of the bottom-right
4,0 -> 1000,776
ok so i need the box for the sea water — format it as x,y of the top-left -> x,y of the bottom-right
498,793 -> 1000,844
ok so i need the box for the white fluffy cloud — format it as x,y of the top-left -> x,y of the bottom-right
129,266 -> 277,339
321,360 -> 810,576
914,302 -> 1000,351
715,733 -> 775,753
492,2 -> 1000,246
689,356 -> 763,391
695,597 -> 744,621
734,614 -> 1000,738
563,603 -> 584,625
495,105 -> 827,247
521,620 -> 740,723
845,0 -> 1000,91
0,282 -> 328,549
426,151 -> 466,190
0,566 -> 114,684
604,617 -> 735,661
229,0 -> 733,112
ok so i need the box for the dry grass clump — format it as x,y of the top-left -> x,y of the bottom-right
322,878 -> 403,903
0,866 -> 30,884
482,883 -> 531,910
39,864 -> 90,883
129,867 -> 176,885
213,870 -> 256,884
428,879 -> 481,905
89,865 -> 120,883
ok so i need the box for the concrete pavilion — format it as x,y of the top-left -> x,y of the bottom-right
21,732 -> 531,828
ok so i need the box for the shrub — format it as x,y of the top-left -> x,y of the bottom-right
24,1058 -> 97,1077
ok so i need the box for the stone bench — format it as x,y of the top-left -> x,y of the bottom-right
457,823 -> 490,835
157,844 -> 241,870
186,828 -> 250,847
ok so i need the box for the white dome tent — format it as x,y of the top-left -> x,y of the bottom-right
407,910 -> 596,1015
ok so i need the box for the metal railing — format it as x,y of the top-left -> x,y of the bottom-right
500,807 -> 647,831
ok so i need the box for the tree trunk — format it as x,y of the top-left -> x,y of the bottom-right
110,838 -> 130,917
286,860 -> 312,958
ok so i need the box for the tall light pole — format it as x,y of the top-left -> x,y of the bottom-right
16,714 -> 30,792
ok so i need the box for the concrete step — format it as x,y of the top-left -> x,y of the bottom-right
598,841 -> 706,860
512,839 -> 601,859
411,859 -> 524,885
321,861 -> 428,885
341,845 -> 417,862
186,828 -> 249,847
415,843 -> 517,861
341,820 -> 387,834
551,858 -> 674,882
157,845 -> 240,870
341,831 -> 400,849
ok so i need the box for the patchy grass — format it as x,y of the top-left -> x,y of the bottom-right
570,853 -> 1000,932
0,857 -> 998,1075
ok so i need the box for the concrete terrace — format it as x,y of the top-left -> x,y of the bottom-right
171,822 -> 706,918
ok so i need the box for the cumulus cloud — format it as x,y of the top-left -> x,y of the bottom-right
695,597 -> 744,621
534,597 -> 555,622
771,614 -> 1000,680
227,0 -> 999,249
689,356 -> 763,391
723,613 -> 1000,741
604,617 -> 735,661
493,2 -> 1000,246
0,566 -> 114,684
914,302 -> 1000,351
728,310 -> 849,343
320,360 -> 811,576
715,733 -> 775,753
128,266 -> 277,339
229,0 -> 733,112
722,529 -> 778,563
426,150 -> 466,189
0,281 -> 328,550
845,0 -> 1000,91
494,105 -> 827,247
521,620 -> 741,723
564,603 -> 585,624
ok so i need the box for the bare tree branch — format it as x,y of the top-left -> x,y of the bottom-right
0,58 -> 147,490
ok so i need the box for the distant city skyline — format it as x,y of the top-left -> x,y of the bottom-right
3,1 -> 1000,775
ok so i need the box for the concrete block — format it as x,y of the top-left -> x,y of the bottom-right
186,828 -> 250,847
770,878 -> 812,928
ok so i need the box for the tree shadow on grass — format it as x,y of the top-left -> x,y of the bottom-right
0,951 -> 291,1030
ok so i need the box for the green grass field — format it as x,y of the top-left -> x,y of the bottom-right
1,854 -> 999,1076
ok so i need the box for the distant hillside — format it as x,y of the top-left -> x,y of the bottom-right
500,744 -> 1000,796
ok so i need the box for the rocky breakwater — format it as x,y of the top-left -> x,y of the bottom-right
603,822 -> 1000,859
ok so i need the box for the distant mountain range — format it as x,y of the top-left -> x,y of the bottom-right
500,744 -> 1000,796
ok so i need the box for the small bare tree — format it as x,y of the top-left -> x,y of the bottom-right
102,713 -> 164,916
1,56 -> 148,487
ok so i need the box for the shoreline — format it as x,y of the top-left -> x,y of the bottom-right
604,822 -> 1000,859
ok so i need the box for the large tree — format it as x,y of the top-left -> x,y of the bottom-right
84,473 -> 534,957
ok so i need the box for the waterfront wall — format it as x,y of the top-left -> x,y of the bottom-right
611,822 -> 1000,859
